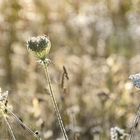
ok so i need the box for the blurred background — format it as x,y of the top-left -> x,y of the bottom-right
0,0 -> 140,139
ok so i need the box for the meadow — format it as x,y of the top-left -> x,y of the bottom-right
0,0 -> 140,140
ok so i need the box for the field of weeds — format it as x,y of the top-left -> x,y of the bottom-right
0,0 -> 140,140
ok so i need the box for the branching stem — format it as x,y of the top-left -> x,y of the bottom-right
0,102 -> 41,140
1,109 -> 16,140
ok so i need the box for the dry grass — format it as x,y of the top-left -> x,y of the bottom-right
0,0 -> 140,139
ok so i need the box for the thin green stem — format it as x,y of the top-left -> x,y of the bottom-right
43,62 -> 69,140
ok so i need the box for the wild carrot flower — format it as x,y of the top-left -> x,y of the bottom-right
27,36 -> 69,140
110,127 -> 128,140
129,73 -> 140,89
27,35 -> 51,60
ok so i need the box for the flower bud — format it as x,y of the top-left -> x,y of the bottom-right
27,35 -> 51,60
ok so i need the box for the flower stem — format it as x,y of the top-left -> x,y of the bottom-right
1,110 -> 16,140
0,102 -> 41,140
129,104 -> 140,140
43,62 -> 69,140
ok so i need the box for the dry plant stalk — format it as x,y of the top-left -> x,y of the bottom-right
0,89 -> 41,140
61,66 -> 69,89
27,35 -> 69,140
129,105 -> 140,140
2,110 -> 16,140
129,74 -> 140,140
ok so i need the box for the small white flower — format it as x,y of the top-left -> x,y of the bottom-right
0,91 -> 8,102
129,73 -> 140,89
110,127 -> 128,140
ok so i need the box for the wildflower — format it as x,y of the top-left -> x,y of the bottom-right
110,127 -> 128,140
27,35 -> 51,60
27,36 -> 69,140
129,73 -> 140,89
0,91 -> 8,102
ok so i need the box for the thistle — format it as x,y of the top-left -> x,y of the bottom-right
27,35 -> 69,140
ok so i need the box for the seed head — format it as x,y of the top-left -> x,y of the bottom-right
27,35 -> 51,60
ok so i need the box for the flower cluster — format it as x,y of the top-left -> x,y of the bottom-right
110,127 -> 128,140
129,73 -> 140,89
27,35 -> 51,60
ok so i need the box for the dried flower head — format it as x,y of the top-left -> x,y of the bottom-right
110,127 -> 128,140
129,73 -> 140,89
27,35 -> 51,60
